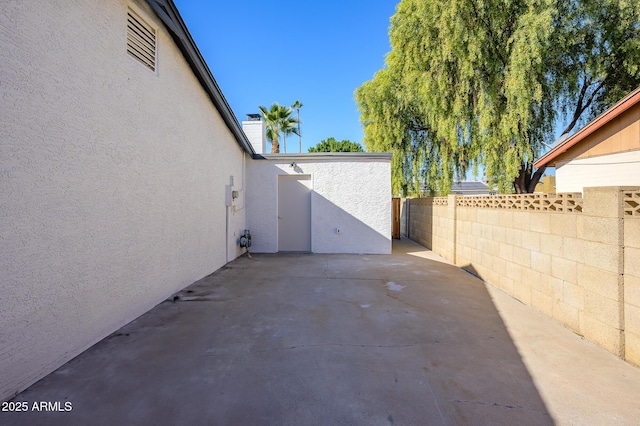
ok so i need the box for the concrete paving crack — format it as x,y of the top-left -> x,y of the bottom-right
247,342 -> 436,354
323,256 -> 330,278
453,399 -> 523,409
453,399 -> 550,415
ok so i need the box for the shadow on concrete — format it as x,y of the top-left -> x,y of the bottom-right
2,239 -> 553,425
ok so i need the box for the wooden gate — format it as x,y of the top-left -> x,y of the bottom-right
392,197 -> 401,239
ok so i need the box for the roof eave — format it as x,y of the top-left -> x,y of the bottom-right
534,86 -> 640,168
253,152 -> 393,161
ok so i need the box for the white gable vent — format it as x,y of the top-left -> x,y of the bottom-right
127,8 -> 156,71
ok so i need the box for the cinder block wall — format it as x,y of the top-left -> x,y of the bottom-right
403,187 -> 640,365
407,197 -> 455,261
624,193 -> 640,366
407,198 -> 433,247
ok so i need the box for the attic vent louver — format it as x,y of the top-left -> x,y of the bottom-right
127,8 -> 156,71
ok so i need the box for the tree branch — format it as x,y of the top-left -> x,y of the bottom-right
527,166 -> 546,193
561,77 -> 607,136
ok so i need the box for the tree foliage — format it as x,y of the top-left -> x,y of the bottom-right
258,103 -> 300,154
356,0 -> 640,196
308,137 -> 365,153
552,0 -> 640,134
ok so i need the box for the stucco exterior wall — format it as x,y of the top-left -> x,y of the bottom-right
556,150 -> 640,193
1,0 -> 246,400
246,157 -> 392,254
242,120 -> 266,154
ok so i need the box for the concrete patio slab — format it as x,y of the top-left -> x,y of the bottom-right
2,239 -> 639,425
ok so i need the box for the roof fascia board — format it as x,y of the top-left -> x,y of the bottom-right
534,86 -> 640,168
253,153 -> 393,161
145,0 -> 255,155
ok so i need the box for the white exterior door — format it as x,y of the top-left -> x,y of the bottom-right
278,175 -> 311,252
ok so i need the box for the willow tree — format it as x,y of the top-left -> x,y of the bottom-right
551,0 -> 640,135
356,0 -> 640,195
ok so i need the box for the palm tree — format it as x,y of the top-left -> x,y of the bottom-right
281,119 -> 298,154
291,100 -> 303,153
258,103 -> 299,153
258,104 -> 280,153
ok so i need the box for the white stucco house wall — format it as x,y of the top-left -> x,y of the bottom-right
1,0 -> 391,401
247,154 -> 392,254
0,0 -> 253,400
535,86 -> 640,193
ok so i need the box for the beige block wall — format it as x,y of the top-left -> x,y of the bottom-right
625,214 -> 640,366
407,198 -> 455,261
578,188 -> 625,355
402,187 -> 640,365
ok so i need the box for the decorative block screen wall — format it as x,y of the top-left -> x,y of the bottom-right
624,192 -> 640,216
456,193 -> 583,212
401,187 -> 640,367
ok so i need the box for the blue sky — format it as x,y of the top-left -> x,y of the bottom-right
173,0 -> 398,153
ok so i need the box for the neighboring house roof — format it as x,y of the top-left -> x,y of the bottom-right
534,86 -> 640,168
144,0 -> 255,155
450,181 -> 495,195
418,181 -> 495,196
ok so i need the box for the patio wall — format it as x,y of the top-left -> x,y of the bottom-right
400,187 -> 640,366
